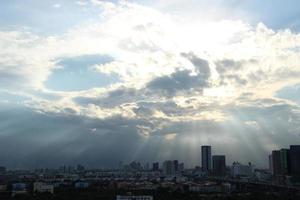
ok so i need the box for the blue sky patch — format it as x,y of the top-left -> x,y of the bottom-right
45,54 -> 120,91
276,83 -> 300,104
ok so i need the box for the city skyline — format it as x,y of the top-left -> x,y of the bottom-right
1,0 -> 300,169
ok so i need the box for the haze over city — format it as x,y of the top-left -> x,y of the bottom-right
0,0 -> 300,170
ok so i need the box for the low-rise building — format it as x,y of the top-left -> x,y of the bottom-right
0,184 -> 7,192
33,182 -> 54,194
116,195 -> 153,200
12,183 -> 28,197
231,162 -> 253,178
74,180 -> 89,188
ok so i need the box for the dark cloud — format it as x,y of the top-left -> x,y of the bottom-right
146,54 -> 211,97
75,54 -> 211,106
0,103 -> 155,168
181,52 -> 211,76
215,59 -> 243,74
75,87 -> 141,108
1,97 -> 299,169
146,70 -> 206,97
215,59 -> 257,85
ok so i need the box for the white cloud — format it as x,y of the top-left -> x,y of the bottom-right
0,0 -> 300,124
53,3 -> 61,8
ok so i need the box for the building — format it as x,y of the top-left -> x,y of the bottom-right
178,162 -> 184,172
173,160 -> 179,172
272,150 -> 281,176
290,145 -> 300,181
75,181 -> 89,189
254,169 -> 272,182
279,149 -> 290,175
0,166 -> 6,173
12,183 -> 27,197
76,164 -> 85,172
201,146 -> 212,172
268,154 -> 273,174
163,160 -> 175,176
144,163 -> 150,170
271,149 -> 291,177
152,162 -> 159,171
116,195 -> 153,200
0,184 -> 7,192
33,182 -> 54,194
212,155 -> 226,176
231,162 -> 253,178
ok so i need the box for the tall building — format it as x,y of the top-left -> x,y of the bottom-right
279,149 -> 290,175
173,160 -> 179,172
272,150 -> 281,176
268,154 -> 273,174
152,162 -> 159,171
178,162 -> 184,172
212,155 -> 226,176
290,145 -> 300,181
76,164 -> 85,172
0,166 -> 6,173
201,145 -> 212,172
271,148 -> 291,177
163,160 -> 175,176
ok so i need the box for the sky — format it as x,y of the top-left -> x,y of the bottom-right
0,0 -> 300,169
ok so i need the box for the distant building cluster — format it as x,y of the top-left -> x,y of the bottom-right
269,145 -> 300,184
0,144 -> 300,199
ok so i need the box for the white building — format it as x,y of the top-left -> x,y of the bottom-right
116,195 -> 153,200
33,182 -> 54,194
231,162 -> 253,178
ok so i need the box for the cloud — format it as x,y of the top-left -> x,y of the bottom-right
1,97 -> 299,168
53,4 -> 61,8
146,54 -> 211,97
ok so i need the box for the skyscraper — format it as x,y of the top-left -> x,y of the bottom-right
268,154 -> 273,174
212,155 -> 226,176
290,145 -> 300,181
201,145 -> 212,172
173,160 -> 179,172
163,160 -> 175,176
152,162 -> 159,171
279,148 -> 290,175
272,150 -> 281,176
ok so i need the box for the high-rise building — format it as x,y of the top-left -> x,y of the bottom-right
290,145 -> 300,181
268,154 -> 273,174
279,149 -> 290,175
212,155 -> 226,176
144,162 -> 150,170
76,164 -> 85,172
173,160 -> 179,172
163,160 -> 175,176
178,162 -> 184,172
0,166 -> 6,173
201,145 -> 212,172
272,150 -> 281,176
152,162 -> 159,171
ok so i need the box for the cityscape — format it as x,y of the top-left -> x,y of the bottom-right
0,145 -> 300,199
1,0 -> 300,200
